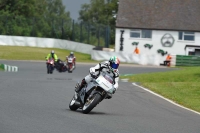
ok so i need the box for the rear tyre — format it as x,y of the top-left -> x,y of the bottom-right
82,93 -> 101,114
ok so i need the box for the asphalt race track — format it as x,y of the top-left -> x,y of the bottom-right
0,60 -> 200,133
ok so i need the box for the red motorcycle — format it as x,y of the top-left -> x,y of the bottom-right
66,56 -> 76,73
46,58 -> 54,74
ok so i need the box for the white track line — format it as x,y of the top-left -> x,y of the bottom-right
132,83 -> 200,115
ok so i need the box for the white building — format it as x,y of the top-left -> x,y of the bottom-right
115,0 -> 200,64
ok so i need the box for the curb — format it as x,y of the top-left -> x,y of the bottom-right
0,64 -> 18,72
0,64 -> 4,70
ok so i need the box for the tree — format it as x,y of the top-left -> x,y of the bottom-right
0,0 -> 48,35
0,0 -> 42,17
79,0 -> 118,45
44,0 -> 71,38
0,0 -> 72,38
0,0 -> 106,45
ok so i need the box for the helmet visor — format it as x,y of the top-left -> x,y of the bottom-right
111,63 -> 119,69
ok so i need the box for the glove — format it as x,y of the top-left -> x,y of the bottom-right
90,68 -> 95,73
90,72 -> 97,79
90,68 -> 96,78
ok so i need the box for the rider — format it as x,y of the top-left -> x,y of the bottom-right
46,50 -> 63,72
75,56 -> 120,99
45,50 -> 58,66
66,51 -> 76,67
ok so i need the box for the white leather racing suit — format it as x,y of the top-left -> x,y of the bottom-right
84,61 -> 119,91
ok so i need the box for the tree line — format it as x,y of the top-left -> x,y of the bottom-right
0,0 -> 118,46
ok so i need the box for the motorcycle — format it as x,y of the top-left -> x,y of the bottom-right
66,56 -> 75,73
46,58 -> 54,74
69,71 -> 115,114
54,59 -> 68,73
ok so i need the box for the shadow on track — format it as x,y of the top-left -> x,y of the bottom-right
65,109 -> 110,115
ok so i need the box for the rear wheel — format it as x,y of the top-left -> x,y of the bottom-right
82,93 -> 102,114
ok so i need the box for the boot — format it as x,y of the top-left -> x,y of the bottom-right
75,79 -> 86,92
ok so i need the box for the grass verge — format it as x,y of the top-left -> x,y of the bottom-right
0,45 -> 100,63
120,67 -> 200,113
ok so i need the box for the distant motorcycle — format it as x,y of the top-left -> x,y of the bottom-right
66,56 -> 76,73
46,58 -> 54,74
54,59 -> 68,73
69,71 -> 115,114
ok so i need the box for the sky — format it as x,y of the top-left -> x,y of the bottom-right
62,0 -> 90,20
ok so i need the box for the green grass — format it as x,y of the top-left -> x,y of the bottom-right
0,45 -> 100,63
120,67 -> 200,112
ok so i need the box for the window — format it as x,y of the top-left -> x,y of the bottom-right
130,29 -> 152,38
178,31 -> 195,41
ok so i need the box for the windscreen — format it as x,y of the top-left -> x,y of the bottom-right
103,74 -> 113,84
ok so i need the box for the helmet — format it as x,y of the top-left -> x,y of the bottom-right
70,52 -> 74,56
109,56 -> 120,70
51,50 -> 54,57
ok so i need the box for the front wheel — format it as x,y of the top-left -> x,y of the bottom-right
47,64 -> 50,74
82,93 -> 102,114
49,65 -> 53,74
68,70 -> 72,73
68,64 -> 73,73
69,94 -> 80,111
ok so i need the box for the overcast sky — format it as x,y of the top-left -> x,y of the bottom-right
62,0 -> 90,20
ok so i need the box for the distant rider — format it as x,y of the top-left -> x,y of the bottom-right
46,50 -> 63,72
66,51 -> 76,68
75,56 -> 120,99
46,50 -> 58,62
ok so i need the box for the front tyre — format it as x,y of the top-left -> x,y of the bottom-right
49,65 -> 53,74
69,95 -> 79,111
82,93 -> 102,114
47,64 -> 50,74
68,64 -> 73,73
68,70 -> 72,73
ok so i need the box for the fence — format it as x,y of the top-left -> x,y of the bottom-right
176,55 -> 200,66
0,15 -> 110,48
91,50 -> 161,66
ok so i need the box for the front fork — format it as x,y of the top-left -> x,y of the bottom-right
87,87 -> 106,102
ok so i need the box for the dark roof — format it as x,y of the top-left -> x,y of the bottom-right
185,45 -> 200,50
116,0 -> 200,31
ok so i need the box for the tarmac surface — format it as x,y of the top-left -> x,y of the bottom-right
0,60 -> 199,133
